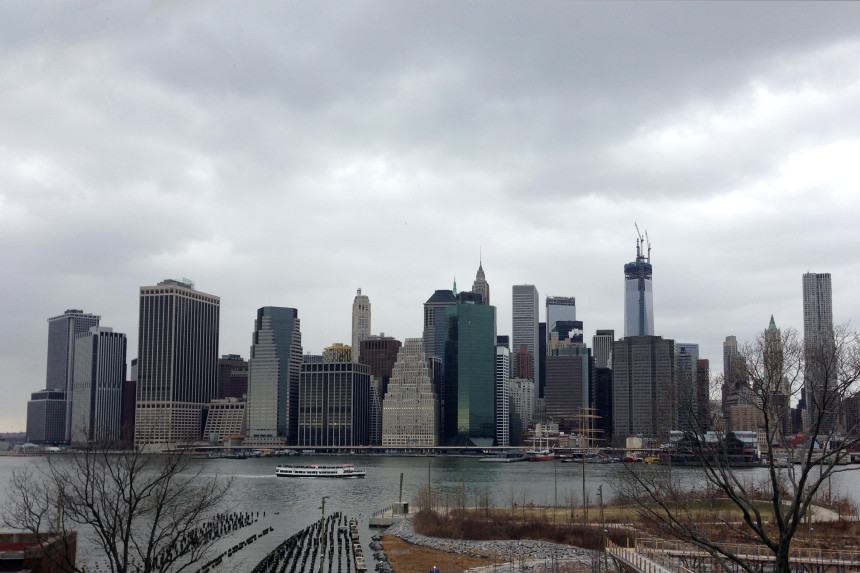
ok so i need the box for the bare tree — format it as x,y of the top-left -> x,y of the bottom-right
3,446 -> 232,573
616,325 -> 860,573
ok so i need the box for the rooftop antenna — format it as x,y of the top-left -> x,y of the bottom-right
634,223 -> 644,260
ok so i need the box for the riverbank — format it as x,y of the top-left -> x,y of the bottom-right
373,517 -> 597,573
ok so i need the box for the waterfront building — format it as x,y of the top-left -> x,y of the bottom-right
382,339 -> 439,447
512,285 -> 539,384
43,309 -> 101,442
495,338 -> 510,447
135,279 -> 220,448
803,272 -> 835,432
592,330 -> 615,370
298,361 -> 371,447
443,297 -> 497,446
352,289 -> 371,362
25,390 -> 67,444
422,289 -> 457,362
545,333 -> 591,434
217,354 -> 248,399
623,237 -> 654,337
360,334 -> 402,446
508,378 -> 535,446
612,335 -> 675,444
546,296 -> 576,348
121,379 -> 135,446
675,343 -> 699,432
203,398 -> 246,444
70,327 -> 127,446
323,343 -> 352,363
472,261 -> 490,305
593,367 -> 613,444
245,307 -> 302,446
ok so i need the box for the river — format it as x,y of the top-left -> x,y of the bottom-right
2,454 -> 858,570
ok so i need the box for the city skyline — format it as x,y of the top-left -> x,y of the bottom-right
3,2 -> 860,431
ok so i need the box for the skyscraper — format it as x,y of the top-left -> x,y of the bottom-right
494,337 -> 510,447
298,361 -> 371,447
545,332 -> 591,433
44,309 -> 101,442
444,298 -> 497,446
802,272 -> 834,431
512,285 -> 539,384
382,339 -> 439,447
546,296 -> 576,348
675,343 -> 699,432
245,307 -> 302,446
623,236 -> 654,337
592,330 -> 615,370
612,335 -> 675,443
422,289 -> 457,361
217,355 -> 249,399
472,261 -> 490,305
135,279 -> 220,448
70,327 -> 127,446
351,289 -> 371,363
723,335 -> 738,383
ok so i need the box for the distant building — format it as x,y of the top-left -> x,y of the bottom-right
246,307 -> 302,446
495,338 -> 511,447
472,261 -> 490,305
803,272 -> 834,432
444,299 -> 496,446
623,235 -> 654,337
360,334 -> 402,445
545,332 -> 591,434
44,309 -> 101,442
696,359 -> 711,433
135,279 -> 219,448
723,335 -> 738,385
546,296 -> 576,348
508,378 -> 535,446
592,330 -> 615,370
512,285 -> 539,384
382,339 -> 439,447
217,354 -> 248,399
70,327 -> 127,446
422,289 -> 457,362
612,335 -> 675,444
593,367 -> 613,444
352,289 -> 371,363
26,390 -> 67,445
298,362 -> 371,447
514,345 -> 534,380
323,343 -> 352,363
203,398 -> 246,444
675,343 -> 699,433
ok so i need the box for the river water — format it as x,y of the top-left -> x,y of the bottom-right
2,455 -> 859,570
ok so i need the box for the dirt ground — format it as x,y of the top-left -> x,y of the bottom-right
381,535 -> 504,573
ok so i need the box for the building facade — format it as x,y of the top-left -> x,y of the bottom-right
217,354 -> 249,399
472,262 -> 490,305
508,378 -> 535,446
494,339 -> 510,447
592,330 -> 615,370
135,279 -> 220,448
802,272 -> 834,432
546,296 -> 576,348
351,289 -> 371,363
423,289 -> 457,362
26,390 -> 67,444
512,285 -> 539,384
70,327 -> 127,446
246,307 -> 302,446
675,342 -> 699,433
623,238 -> 654,337
298,362 -> 371,447
382,339 -> 439,447
545,335 -> 591,433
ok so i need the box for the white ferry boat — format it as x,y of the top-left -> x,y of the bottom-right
275,463 -> 366,478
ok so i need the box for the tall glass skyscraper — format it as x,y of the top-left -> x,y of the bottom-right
246,307 -> 302,446
70,327 -> 127,446
802,272 -> 834,432
624,239 -> 654,337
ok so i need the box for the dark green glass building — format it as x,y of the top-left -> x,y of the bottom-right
443,298 -> 497,446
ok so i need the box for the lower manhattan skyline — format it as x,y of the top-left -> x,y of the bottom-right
3,2 -> 860,432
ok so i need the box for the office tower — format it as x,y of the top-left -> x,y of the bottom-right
246,307 -> 302,446
538,322 -> 547,399
203,398 -> 246,444
696,359 -> 711,433
26,390 -> 67,444
298,361 -> 371,447
593,367 -> 613,444
44,309 -> 101,442
675,343 -> 699,432
443,298 -> 497,446
612,335 -> 675,443
360,334 -> 402,445
593,330 -> 615,369
423,289 -> 457,361
472,261 -> 490,305
217,354 -> 249,399
512,285 -> 539,384
70,327 -> 127,446
135,279 -> 220,448
495,338 -> 510,447
623,236 -> 654,337
546,296 -> 576,348
352,289 -> 371,362
765,317 -> 791,438
514,345 -> 533,380
323,343 -> 352,363
802,272 -> 834,432
382,339 -> 439,447
508,378 -> 535,446
545,331 -> 591,433
723,335 -> 738,383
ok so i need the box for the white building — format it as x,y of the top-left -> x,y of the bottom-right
495,342 -> 510,447
382,339 -> 439,447
351,289 -> 371,363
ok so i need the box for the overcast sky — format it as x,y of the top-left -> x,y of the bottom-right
2,2 -> 860,433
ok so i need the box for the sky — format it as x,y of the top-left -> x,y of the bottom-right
2,1 -> 860,433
